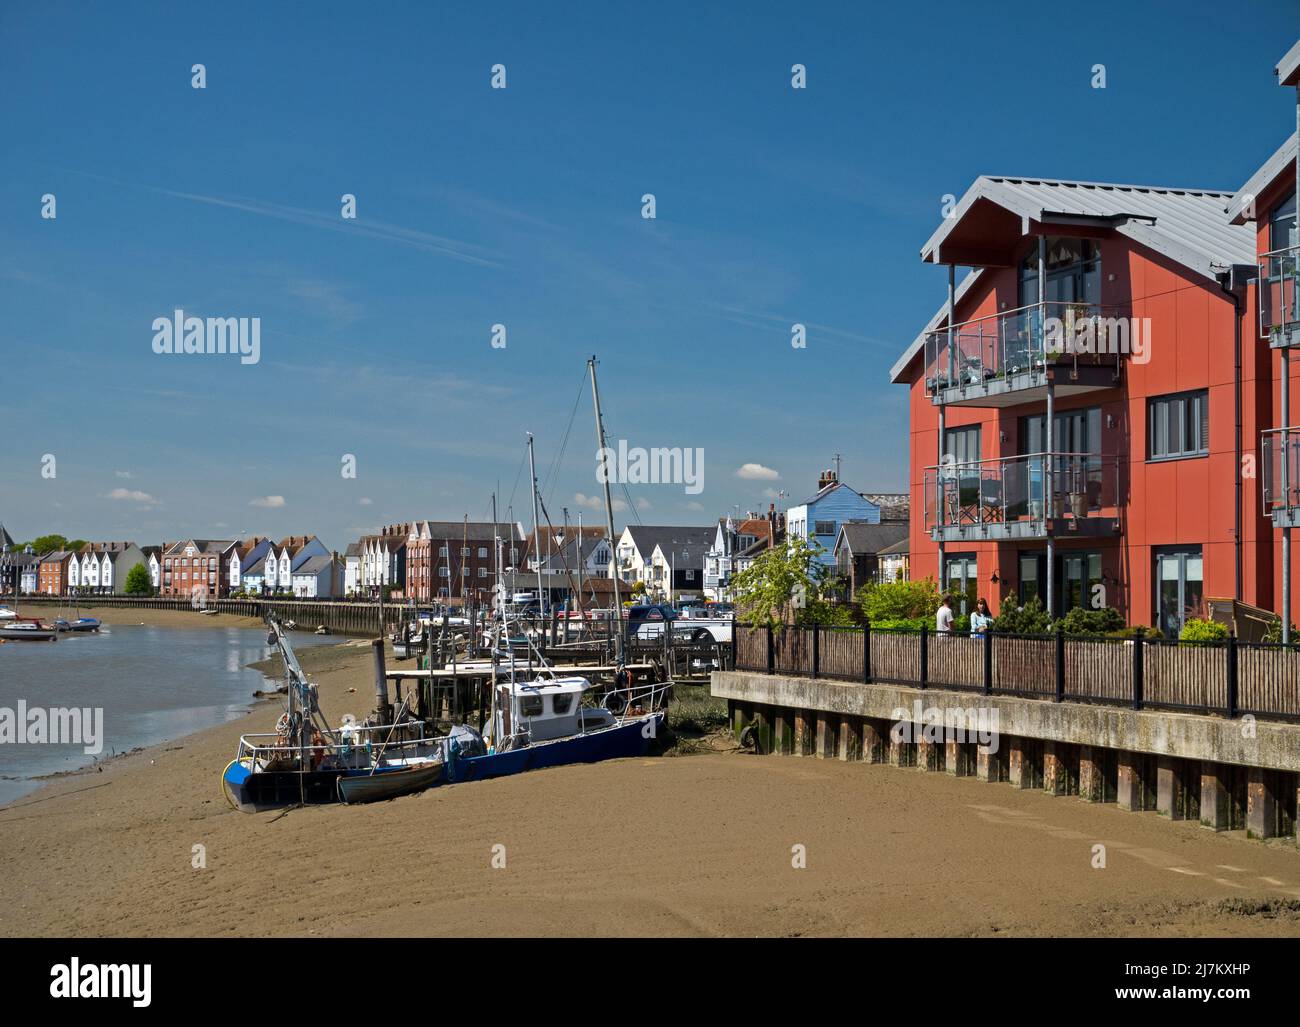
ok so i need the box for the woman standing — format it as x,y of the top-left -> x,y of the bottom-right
970,597 -> 993,636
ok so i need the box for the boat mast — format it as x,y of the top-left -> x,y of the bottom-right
576,509 -> 584,617
527,433 -> 545,619
588,356 -> 624,661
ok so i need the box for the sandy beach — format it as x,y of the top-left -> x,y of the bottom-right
3,606 -> 1300,937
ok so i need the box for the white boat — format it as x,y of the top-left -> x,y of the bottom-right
0,607 -> 16,621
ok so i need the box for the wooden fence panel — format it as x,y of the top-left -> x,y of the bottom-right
1238,646 -> 1300,717
819,629 -> 864,680
992,635 -> 1054,695
1063,639 -> 1131,702
925,635 -> 982,690
870,631 -> 919,682
1143,643 -> 1224,713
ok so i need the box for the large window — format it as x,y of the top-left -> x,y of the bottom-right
1020,407 -> 1101,455
943,425 -> 981,465
1019,238 -> 1101,307
1155,547 -> 1203,636
1018,550 -> 1104,617
943,553 -> 978,616
1148,390 -> 1208,460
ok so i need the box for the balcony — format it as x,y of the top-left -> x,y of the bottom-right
924,302 -> 1127,407
1260,246 -> 1300,348
923,452 -> 1122,543
1262,427 -> 1300,529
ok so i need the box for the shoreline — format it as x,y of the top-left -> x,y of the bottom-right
4,610 -> 1300,936
0,607 -> 362,808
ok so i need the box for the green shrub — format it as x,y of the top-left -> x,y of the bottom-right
1179,618 -> 1228,644
991,595 -> 1053,634
858,578 -> 941,624
1056,605 -> 1125,636
1262,616 -> 1298,646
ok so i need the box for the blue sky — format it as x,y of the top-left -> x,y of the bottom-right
0,0 -> 1296,549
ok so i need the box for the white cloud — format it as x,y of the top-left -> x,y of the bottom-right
575,492 -> 627,512
114,470 -> 133,479
359,497 -> 373,506
685,501 -> 705,511
635,497 -> 651,511
736,463 -> 780,481
107,488 -> 156,503
250,495 -> 286,508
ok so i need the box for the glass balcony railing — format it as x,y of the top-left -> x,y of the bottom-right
1260,246 -> 1300,346
924,302 -> 1130,396
1262,427 -> 1300,516
923,452 -> 1121,534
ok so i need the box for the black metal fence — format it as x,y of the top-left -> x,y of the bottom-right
734,623 -> 1300,722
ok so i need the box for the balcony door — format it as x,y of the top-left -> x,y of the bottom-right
1154,547 -> 1203,637
944,553 -> 978,617
1018,238 -> 1101,307
1018,550 -> 1102,618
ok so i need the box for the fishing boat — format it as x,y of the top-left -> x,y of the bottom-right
221,619 -> 447,812
0,618 -> 58,642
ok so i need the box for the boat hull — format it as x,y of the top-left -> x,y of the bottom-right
222,761 -> 350,812
336,761 -> 444,804
0,628 -> 57,641
448,713 -> 663,783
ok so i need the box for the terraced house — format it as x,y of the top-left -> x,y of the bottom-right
892,172 -> 1267,634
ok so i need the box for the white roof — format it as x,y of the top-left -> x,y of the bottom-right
1277,39 -> 1300,88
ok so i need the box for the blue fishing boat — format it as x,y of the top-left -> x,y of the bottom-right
53,617 -> 101,633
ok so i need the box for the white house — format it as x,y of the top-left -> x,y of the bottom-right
614,525 -> 715,596
291,554 -> 339,598
344,542 -> 362,597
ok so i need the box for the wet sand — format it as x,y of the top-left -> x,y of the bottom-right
3,612 -> 1300,937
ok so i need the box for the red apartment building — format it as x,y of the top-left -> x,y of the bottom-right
403,520 -> 519,604
892,175 -> 1270,635
160,539 -> 235,599
1229,39 -> 1300,639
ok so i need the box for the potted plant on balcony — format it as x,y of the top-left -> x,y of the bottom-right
1069,490 -> 1088,518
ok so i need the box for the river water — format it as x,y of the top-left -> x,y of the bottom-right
0,623 -> 336,807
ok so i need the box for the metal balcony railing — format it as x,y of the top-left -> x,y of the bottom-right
1260,245 -> 1300,346
923,452 -> 1121,533
1262,427 -> 1300,515
924,302 -> 1129,396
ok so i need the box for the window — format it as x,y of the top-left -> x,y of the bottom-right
685,569 -> 695,581
943,554 -> 977,616
477,567 -> 487,578
1020,407 -> 1101,456
551,693 -> 574,715
439,546 -> 448,557
943,425 -> 981,466
1155,547 -> 1203,636
439,566 -> 449,578
813,520 -> 836,536
519,695 -> 544,717
478,547 -> 488,558
1148,390 -> 1208,460
1271,191 -> 1297,252
1018,237 -> 1100,307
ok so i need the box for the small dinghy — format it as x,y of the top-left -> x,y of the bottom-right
336,759 -> 444,804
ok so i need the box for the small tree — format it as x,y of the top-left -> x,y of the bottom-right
730,537 -> 832,628
992,595 -> 1053,634
124,562 -> 152,596
857,578 -> 941,630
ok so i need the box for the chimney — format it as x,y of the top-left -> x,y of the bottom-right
818,468 -> 838,490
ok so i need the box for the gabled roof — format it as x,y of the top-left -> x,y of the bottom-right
834,522 -> 908,556
344,542 -> 361,557
894,175 -> 1256,384
243,556 -> 268,576
0,523 -> 14,549
293,554 -> 334,575
1226,133 -> 1298,224
793,479 -> 875,508
164,539 -> 235,556
621,525 -> 715,559
877,537 -> 910,557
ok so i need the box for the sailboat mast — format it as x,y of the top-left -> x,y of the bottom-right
587,356 -> 624,660
576,510 -> 584,616
527,433 -> 545,619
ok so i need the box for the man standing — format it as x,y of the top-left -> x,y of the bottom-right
935,594 -> 955,635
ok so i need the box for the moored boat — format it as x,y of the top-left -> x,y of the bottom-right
0,618 -> 58,642
336,758 -> 444,804
53,617 -> 101,633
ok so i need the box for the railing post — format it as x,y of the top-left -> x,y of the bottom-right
1227,632 -> 1239,719
983,628 -> 993,695
1132,627 -> 1145,711
863,619 -> 872,684
919,624 -> 928,688
1054,628 -> 1065,702
766,624 -> 774,675
811,622 -> 820,679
